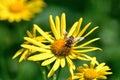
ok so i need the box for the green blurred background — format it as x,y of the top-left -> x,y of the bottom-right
0,0 -> 120,80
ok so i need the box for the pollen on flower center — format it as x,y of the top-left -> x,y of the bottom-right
84,69 -> 98,80
51,39 -> 72,56
9,3 -> 24,13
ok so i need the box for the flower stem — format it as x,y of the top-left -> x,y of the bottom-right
52,67 -> 61,80
42,67 -> 47,80
39,64 -> 47,80
53,73 -> 57,80
56,67 -> 61,80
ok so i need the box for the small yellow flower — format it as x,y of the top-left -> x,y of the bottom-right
68,57 -> 112,80
20,13 -> 101,78
0,0 -> 46,22
12,29 -> 47,62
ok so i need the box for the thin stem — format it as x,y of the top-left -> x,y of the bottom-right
39,63 -> 47,80
56,67 -> 61,80
42,67 -> 47,80
53,73 -> 57,80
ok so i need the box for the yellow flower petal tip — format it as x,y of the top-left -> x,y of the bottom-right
12,56 -> 15,59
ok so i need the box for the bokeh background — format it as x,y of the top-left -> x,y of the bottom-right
0,0 -> 120,80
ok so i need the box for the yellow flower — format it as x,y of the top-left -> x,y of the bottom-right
68,57 -> 112,80
0,0 -> 46,22
20,13 -> 101,78
12,29 -> 47,62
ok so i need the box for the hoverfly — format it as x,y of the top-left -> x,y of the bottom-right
64,31 -> 84,48
65,36 -> 74,48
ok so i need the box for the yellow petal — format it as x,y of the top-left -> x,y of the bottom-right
73,18 -> 83,37
68,22 -> 78,37
96,63 -> 106,71
12,49 -> 24,59
104,72 -> 112,75
47,69 -> 54,78
83,64 -> 89,68
96,63 -> 112,73
69,66 -> 74,76
48,58 -> 60,78
33,24 -> 54,43
28,53 -> 54,61
61,13 -> 66,38
66,56 -> 75,69
90,57 -> 98,67
60,57 -> 65,68
66,56 -> 75,76
49,15 -> 59,40
33,25 -> 37,37
24,37 -> 48,48
77,56 -> 90,61
55,16 -> 61,39
68,54 -> 77,59
71,52 -> 92,61
74,38 -> 100,48
26,30 -> 33,38
78,22 -> 91,37
19,50 -> 28,62
98,75 -> 107,79
74,46 -> 101,49
21,44 -> 50,52
80,54 -> 92,60
83,26 -> 99,38
74,47 -> 101,53
41,56 -> 56,66
73,73 -> 83,79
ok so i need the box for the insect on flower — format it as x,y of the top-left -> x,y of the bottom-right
65,36 -> 74,48
64,31 -> 84,48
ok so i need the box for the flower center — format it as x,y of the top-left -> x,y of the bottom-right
51,39 -> 72,56
9,2 -> 24,13
84,69 -> 98,80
